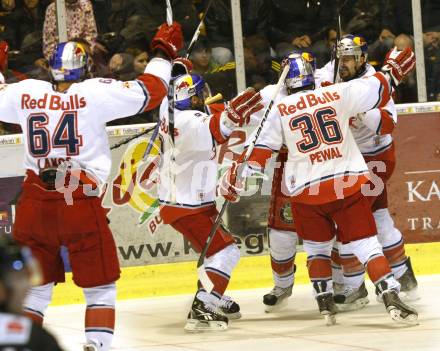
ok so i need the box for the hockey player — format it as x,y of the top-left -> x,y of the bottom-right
246,52 -> 318,312
0,22 -> 183,351
315,35 -> 418,311
0,235 -> 63,350
154,73 -> 263,331
221,47 -> 418,325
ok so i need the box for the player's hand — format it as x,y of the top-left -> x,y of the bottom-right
151,22 -> 183,60
221,88 -> 263,129
218,162 -> 244,202
381,47 -> 415,86
171,57 -> 193,77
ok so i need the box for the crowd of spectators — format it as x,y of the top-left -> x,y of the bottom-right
0,0 -> 439,134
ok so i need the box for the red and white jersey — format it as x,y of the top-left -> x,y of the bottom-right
315,61 -> 397,156
157,101 -> 229,223
0,58 -> 171,184
248,72 -> 392,205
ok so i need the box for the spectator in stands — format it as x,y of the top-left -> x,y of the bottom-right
108,52 -> 136,81
0,0 -> 20,48
125,47 -> 149,75
204,36 -> 277,101
268,0 -> 336,66
189,37 -> 218,75
90,0 -> 111,33
42,0 -> 99,60
205,0 -> 270,65
393,34 -> 418,103
126,0 -> 198,46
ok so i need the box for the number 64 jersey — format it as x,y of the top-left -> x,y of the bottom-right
248,72 -> 393,205
0,58 -> 171,184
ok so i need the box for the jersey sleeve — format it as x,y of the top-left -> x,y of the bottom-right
0,83 -> 20,123
246,108 -> 283,170
361,98 -> 397,135
340,72 -> 392,117
92,58 -> 171,123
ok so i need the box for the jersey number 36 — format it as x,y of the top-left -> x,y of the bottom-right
27,112 -> 83,157
289,107 -> 343,153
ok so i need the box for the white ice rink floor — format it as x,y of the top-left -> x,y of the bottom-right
46,275 -> 440,351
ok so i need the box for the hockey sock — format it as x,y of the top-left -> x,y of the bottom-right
268,229 -> 297,288
303,240 -> 333,296
204,244 -> 240,297
83,283 -> 116,351
382,238 -> 407,279
23,283 -> 54,325
331,244 -> 344,285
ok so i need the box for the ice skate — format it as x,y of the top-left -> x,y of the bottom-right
382,289 -> 418,325
219,295 -> 241,319
83,342 -> 98,351
334,282 -> 369,312
263,285 -> 293,312
397,258 -> 419,301
317,293 -> 337,326
184,295 -> 228,332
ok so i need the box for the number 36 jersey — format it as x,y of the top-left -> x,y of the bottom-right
249,72 -> 392,205
0,58 -> 171,183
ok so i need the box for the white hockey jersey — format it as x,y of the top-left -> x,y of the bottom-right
247,72 -> 392,205
0,58 -> 171,184
157,101 -> 229,224
315,61 -> 397,156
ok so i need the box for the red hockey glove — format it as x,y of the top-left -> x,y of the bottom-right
381,47 -> 415,86
151,22 -> 183,60
221,88 -> 263,129
171,57 -> 193,77
218,162 -> 244,202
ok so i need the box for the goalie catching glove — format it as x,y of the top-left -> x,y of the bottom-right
221,88 -> 263,129
381,47 -> 415,86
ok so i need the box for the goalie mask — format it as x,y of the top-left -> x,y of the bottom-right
174,73 -> 209,111
283,51 -> 316,94
50,41 -> 89,82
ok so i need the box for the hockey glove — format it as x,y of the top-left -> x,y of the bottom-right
221,88 -> 263,129
218,162 -> 245,202
381,47 -> 415,86
171,57 -> 193,77
151,22 -> 183,60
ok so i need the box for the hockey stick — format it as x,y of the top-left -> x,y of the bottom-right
110,125 -> 156,150
332,0 -> 348,83
197,64 -> 291,293
184,0 -> 213,59
142,0 -> 214,158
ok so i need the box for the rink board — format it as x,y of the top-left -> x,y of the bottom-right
49,241 -> 440,305
0,102 -> 439,269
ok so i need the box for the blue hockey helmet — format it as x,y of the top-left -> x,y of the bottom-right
283,51 -> 316,91
337,34 -> 368,63
49,41 -> 88,82
173,73 -> 207,110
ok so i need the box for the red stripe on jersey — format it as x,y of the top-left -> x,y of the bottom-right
136,73 -> 168,111
209,112 -> 228,144
373,72 -> 391,108
160,203 -> 216,225
378,108 -> 395,135
292,174 -> 370,205
207,102 -> 226,115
